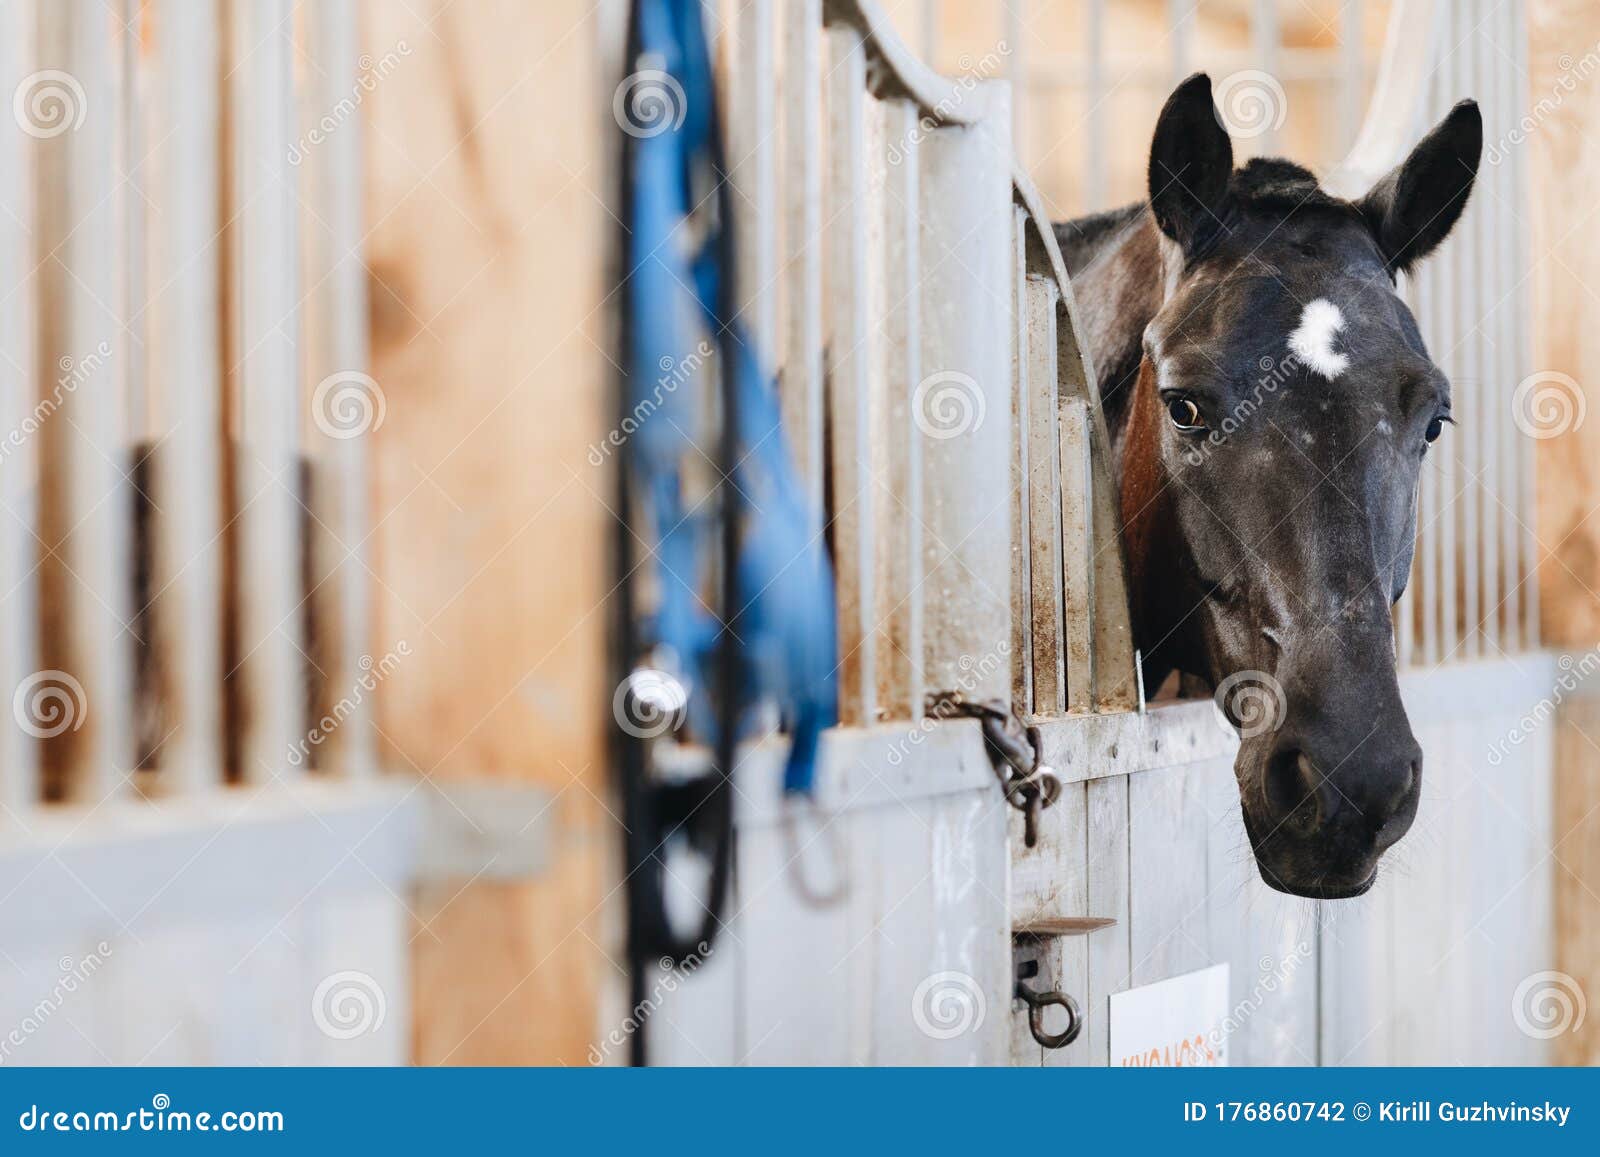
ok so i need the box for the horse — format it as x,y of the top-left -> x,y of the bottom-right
1054,74 -> 1482,899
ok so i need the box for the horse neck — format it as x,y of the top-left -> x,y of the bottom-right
1054,205 -> 1165,448
1057,206 -> 1189,684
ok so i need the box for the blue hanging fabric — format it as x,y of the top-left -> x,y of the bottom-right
622,0 -> 837,792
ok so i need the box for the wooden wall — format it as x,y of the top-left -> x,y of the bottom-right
362,0 -> 616,1064
1530,0 -> 1600,1069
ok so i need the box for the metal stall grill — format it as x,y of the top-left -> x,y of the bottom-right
0,0 -> 412,1066
645,0 -> 1555,1068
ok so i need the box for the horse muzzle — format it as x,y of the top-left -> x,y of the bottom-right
1238,720 -> 1422,900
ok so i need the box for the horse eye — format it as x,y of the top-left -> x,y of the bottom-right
1167,396 -> 1205,431
1424,416 -> 1444,444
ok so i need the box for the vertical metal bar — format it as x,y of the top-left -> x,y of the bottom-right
734,0 -> 775,358
1434,39 -> 1460,662
825,25 -> 873,725
230,0 -> 303,782
121,0 -> 147,442
919,0 -> 938,66
1251,0 -> 1281,156
864,93 -> 889,722
37,0 -> 133,802
305,0 -> 373,778
148,0 -> 224,791
1005,0 -> 1024,167
1484,0 -> 1510,652
1086,0 -> 1106,212
1011,209 -> 1032,713
1060,395 -> 1093,714
0,0 -> 39,812
1512,0 -> 1538,647
1471,0 -> 1497,655
1024,277 -> 1064,715
879,100 -> 921,721
1339,0 -> 1365,155
781,0 -> 823,513
918,85 -> 1014,704
1168,0 -> 1192,83
1395,293 -> 1417,662
1415,266 -> 1440,666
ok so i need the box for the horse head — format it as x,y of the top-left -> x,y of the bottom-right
1117,74 -> 1481,898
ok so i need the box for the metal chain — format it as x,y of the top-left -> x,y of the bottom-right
924,694 -> 1061,847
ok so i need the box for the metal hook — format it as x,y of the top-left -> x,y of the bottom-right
1016,985 -> 1082,1050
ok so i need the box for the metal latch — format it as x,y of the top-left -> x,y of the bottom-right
1013,934 -> 1082,1050
925,694 -> 1060,846
1011,919 -> 1115,1050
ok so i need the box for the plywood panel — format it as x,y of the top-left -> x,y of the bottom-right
1203,764 -> 1319,1066
1530,0 -> 1600,1068
654,780 -> 1012,1067
867,790 -> 1009,1065
739,809 -> 854,1065
1553,693 -> 1600,1065
1317,881 -> 1393,1065
361,0 -> 613,1063
1317,671 -> 1559,1067
1009,781 -> 1087,927
1531,0 -> 1600,646
1127,761 -> 1214,985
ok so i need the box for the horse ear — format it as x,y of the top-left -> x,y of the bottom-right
1359,100 -> 1482,274
1147,73 -> 1234,254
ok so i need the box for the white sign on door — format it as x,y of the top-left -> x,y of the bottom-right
1108,963 -> 1230,1067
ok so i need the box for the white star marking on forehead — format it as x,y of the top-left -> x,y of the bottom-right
1287,297 -> 1349,380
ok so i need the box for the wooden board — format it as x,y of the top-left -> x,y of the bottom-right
362,0 -> 614,1064
1529,0 -> 1600,1066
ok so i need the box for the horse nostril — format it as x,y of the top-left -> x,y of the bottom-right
1398,760 -> 1417,802
1380,759 -> 1421,825
1265,747 -> 1325,834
